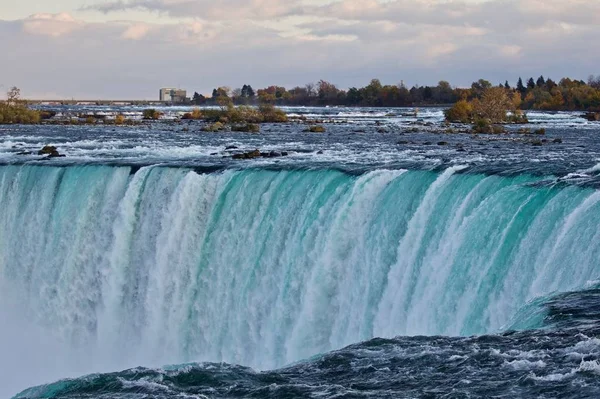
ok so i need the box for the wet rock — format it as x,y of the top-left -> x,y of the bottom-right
397,141 -> 409,145
225,145 -> 238,150
38,145 -> 57,155
584,112 -> 600,122
232,149 -> 261,160
553,138 -> 563,144
437,141 -> 448,146
38,145 -> 65,157
306,125 -> 326,133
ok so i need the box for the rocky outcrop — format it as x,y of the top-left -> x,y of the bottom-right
38,145 -> 65,158
584,112 -> 600,122
232,149 -> 289,160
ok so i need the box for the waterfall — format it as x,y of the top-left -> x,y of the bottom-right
1,164 -> 599,395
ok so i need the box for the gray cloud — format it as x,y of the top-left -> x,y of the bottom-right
85,0 -> 306,20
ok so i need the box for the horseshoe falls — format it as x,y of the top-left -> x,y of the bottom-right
2,163 -> 600,396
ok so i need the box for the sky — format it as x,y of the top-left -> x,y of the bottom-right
0,0 -> 598,99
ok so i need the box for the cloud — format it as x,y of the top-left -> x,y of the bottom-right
22,13 -> 83,37
85,0 -> 305,20
121,23 -> 151,40
1,0 -> 599,99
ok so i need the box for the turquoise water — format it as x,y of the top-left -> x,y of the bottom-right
2,164 -> 600,394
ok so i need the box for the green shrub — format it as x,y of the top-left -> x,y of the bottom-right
200,104 -> 287,124
258,104 -> 288,123
232,123 -> 260,133
0,103 -> 41,124
444,99 -> 473,123
182,108 -> 203,120
472,118 -> 492,134
143,109 -> 162,120
202,121 -> 225,132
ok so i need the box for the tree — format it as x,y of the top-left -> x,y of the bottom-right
471,87 -> 513,123
6,87 -> 21,106
192,92 -> 206,105
516,78 -> 526,94
589,75 -> 600,89
471,79 -> 492,98
241,84 -> 255,98
536,75 -> 546,87
504,81 -> 511,90
317,80 -> 340,104
527,78 -> 536,89
346,87 -> 362,105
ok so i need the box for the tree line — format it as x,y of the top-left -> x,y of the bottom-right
190,76 -> 600,111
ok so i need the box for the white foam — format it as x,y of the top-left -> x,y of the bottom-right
504,359 -> 546,370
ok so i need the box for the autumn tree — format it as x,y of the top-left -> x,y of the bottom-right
471,87 -> 514,123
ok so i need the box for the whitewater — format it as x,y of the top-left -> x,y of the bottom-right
2,106 -> 600,397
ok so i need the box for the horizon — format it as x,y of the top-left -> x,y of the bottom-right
0,0 -> 599,99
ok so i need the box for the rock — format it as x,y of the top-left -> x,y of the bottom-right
397,140 -> 409,145
553,138 -> 563,143
210,152 -> 218,156
533,128 -> 546,135
232,123 -> 260,133
531,139 -> 543,146
232,149 -> 261,160
281,152 -> 289,156
38,145 -> 65,157
584,112 -> 600,122
225,145 -> 238,150
437,141 -> 448,146
317,150 -> 324,154
306,125 -> 326,133
38,145 -> 57,155
16,151 -> 33,155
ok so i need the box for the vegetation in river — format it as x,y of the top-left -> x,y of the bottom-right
445,86 -> 529,132
0,87 -> 41,124
143,109 -> 163,120
196,103 -> 287,124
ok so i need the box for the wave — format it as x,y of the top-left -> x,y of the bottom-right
2,164 -> 600,395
